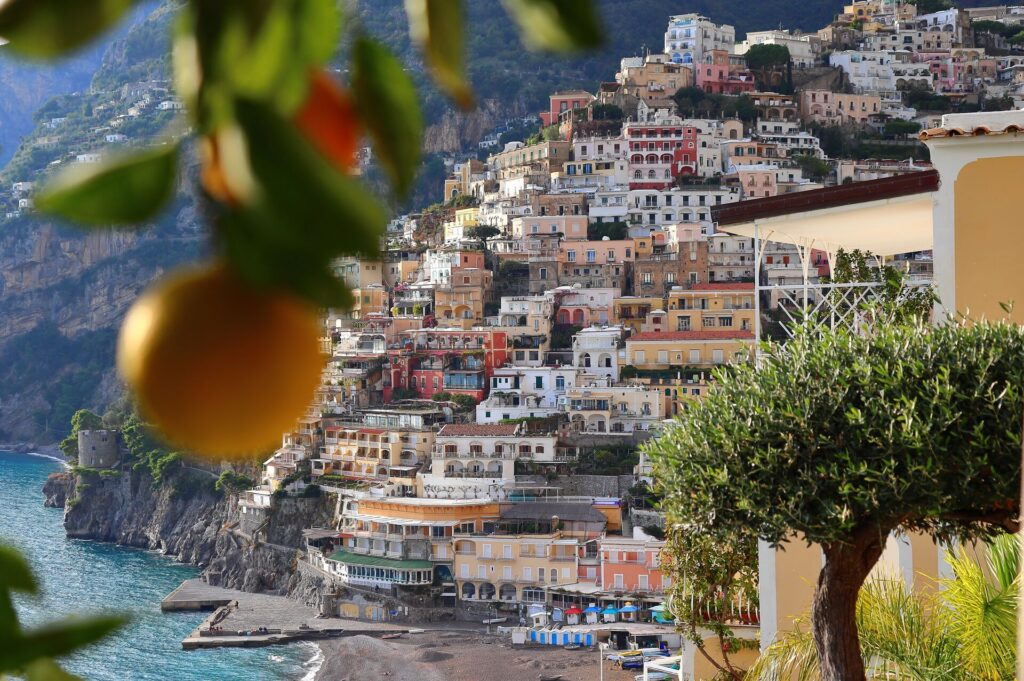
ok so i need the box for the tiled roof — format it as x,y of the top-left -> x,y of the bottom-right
628,330 -> 756,342
437,423 -> 520,437
684,282 -> 755,292
919,111 -> 1024,140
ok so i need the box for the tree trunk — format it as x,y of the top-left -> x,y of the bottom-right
812,527 -> 888,681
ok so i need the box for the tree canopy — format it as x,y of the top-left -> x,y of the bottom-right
646,318 -> 1024,679
744,43 -> 790,71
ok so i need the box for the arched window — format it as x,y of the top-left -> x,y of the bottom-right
634,170 -> 642,179
647,170 -> 656,179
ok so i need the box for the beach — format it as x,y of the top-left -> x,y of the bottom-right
314,631 -> 642,681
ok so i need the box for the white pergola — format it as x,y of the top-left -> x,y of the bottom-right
711,174 -> 938,342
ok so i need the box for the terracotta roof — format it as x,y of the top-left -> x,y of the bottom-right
683,282 -> 755,292
437,423 -> 520,437
628,330 -> 756,342
920,123 -> 1024,140
712,170 -> 939,227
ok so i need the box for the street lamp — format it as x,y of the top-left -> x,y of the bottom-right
598,642 -> 609,681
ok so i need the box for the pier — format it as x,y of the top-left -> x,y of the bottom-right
163,579 -> 409,650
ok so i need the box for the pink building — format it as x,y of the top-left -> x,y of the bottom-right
539,90 -> 594,127
696,50 -> 756,96
599,538 -> 667,593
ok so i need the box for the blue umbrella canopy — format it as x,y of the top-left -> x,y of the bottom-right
601,606 -> 619,615
619,604 -> 638,613
583,605 -> 601,613
649,604 -> 667,612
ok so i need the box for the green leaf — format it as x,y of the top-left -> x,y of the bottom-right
295,0 -> 341,66
350,37 -> 422,198
0,545 -> 37,593
404,0 -> 473,109
22,658 -> 82,681
0,0 -> 137,58
501,0 -> 604,52
0,616 -> 126,673
37,145 -> 179,226
227,97 -> 385,307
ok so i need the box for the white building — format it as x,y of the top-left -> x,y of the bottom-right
588,188 -> 630,224
735,29 -> 819,68
628,184 -> 741,231
754,119 -> 825,159
664,14 -> 736,67
476,366 -> 590,423
572,325 -> 627,381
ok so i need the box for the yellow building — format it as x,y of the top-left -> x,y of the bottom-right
625,330 -> 755,370
453,502 -> 607,604
312,425 -> 434,493
443,206 -> 480,243
666,282 -> 755,333
434,268 -> 492,327
613,296 -> 662,333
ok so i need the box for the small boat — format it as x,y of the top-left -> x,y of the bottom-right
381,633 -> 404,640
562,644 -> 581,650
482,617 -> 508,625
539,675 -> 564,681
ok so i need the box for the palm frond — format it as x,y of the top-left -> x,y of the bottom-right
745,620 -> 819,681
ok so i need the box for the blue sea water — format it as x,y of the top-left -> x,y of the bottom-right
0,451 -> 321,681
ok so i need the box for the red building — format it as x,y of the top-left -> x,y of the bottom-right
624,111 -> 700,190
696,49 -> 756,95
385,328 -> 510,403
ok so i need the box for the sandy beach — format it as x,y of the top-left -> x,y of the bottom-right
315,631 -> 642,681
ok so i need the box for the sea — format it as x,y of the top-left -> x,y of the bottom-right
0,450 -> 322,681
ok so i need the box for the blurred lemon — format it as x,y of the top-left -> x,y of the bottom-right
117,264 -> 323,459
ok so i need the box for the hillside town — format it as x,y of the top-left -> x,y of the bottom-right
163,0 -> 1013,670
28,1 -> 1024,679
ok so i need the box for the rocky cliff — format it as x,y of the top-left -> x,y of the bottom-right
42,470 -> 75,507
61,466 -> 333,594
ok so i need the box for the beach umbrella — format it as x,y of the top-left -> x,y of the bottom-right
649,604 -> 667,613
583,605 -> 601,614
601,606 -> 619,615
564,607 -> 583,615
619,604 -> 638,613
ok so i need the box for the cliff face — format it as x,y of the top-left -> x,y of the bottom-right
42,470 -> 75,508
61,466 -> 334,594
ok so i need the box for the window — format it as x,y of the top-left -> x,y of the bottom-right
638,574 -> 649,590
555,375 -> 565,390
503,544 -> 513,559
614,573 -> 624,589
713,349 -> 725,363
478,565 -> 487,579
460,564 -> 469,578
482,543 -> 492,558
535,376 -> 543,389
634,350 -> 646,364
657,350 -> 669,364
539,267 -> 547,280
538,568 -> 545,583
642,272 -> 653,285
522,566 -> 532,580
567,250 -> 576,262
689,349 -> 700,363
586,250 -> 596,263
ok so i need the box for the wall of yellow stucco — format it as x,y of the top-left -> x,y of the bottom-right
954,157 -> 1024,324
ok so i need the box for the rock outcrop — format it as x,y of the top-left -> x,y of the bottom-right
61,466 -> 333,595
42,471 -> 75,508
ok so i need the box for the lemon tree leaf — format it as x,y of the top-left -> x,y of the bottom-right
22,658 -> 82,681
37,146 -> 179,226
501,0 -> 603,52
404,0 -> 473,109
227,97 -> 385,307
350,37 -> 422,198
0,545 -> 37,593
0,617 -> 126,674
0,0 -> 138,59
295,0 -> 341,65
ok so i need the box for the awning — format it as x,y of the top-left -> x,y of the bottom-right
350,513 -> 459,527
327,549 -> 433,570
712,170 -> 938,257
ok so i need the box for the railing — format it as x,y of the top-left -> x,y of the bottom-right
761,278 -> 934,342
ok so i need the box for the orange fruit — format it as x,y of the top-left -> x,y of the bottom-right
294,70 -> 360,173
117,263 -> 324,459
199,135 -> 236,205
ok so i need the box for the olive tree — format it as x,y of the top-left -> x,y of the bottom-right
645,319 -> 1024,681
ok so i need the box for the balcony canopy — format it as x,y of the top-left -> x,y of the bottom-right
712,170 -> 939,257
